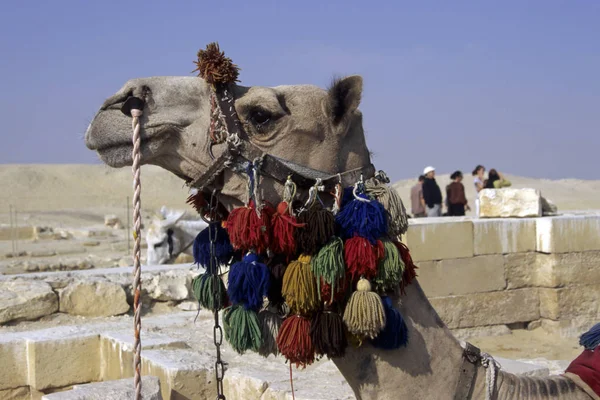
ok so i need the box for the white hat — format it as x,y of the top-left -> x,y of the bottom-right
423,166 -> 435,175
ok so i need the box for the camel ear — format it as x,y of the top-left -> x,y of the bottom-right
328,75 -> 363,125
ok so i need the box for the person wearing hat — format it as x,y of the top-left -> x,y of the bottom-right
422,166 -> 443,217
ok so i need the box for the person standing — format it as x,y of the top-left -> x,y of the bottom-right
472,165 -> 485,217
446,171 -> 470,216
422,166 -> 442,217
485,169 -> 512,189
410,175 -> 426,218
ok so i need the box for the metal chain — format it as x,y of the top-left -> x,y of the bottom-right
130,108 -> 143,400
208,191 -> 226,400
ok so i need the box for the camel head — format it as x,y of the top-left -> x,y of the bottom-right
85,75 -> 371,208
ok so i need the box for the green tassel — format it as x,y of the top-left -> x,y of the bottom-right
223,305 -> 262,354
311,237 -> 346,303
192,273 -> 227,311
373,240 -> 404,292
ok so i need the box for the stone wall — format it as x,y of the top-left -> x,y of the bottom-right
405,213 -> 600,338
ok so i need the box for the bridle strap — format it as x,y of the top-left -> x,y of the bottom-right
190,83 -> 375,192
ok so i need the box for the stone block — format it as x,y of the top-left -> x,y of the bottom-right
479,188 -> 542,218
0,337 -> 27,390
0,280 -> 58,324
536,252 -> 600,288
473,218 -> 536,255
417,256 -> 506,297
536,215 -> 600,253
100,331 -> 188,381
59,280 -> 129,317
405,219 -> 473,261
451,325 -> 511,341
26,330 -> 100,390
505,252 -> 538,289
42,376 -> 162,400
222,368 -> 269,399
540,317 -> 599,338
430,289 -> 540,329
143,270 -> 192,301
141,349 -> 213,400
0,225 -> 35,241
0,387 -> 30,400
539,285 -> 600,321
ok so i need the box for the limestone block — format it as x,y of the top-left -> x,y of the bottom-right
430,289 -> 540,329
417,256 -> 506,297
0,225 -> 35,240
540,317 -> 599,338
100,331 -> 188,381
505,252 -> 538,289
0,337 -> 27,390
473,218 -> 536,255
0,280 -> 58,324
223,368 -> 269,399
141,349 -> 213,400
536,251 -> 600,288
539,285 -> 600,321
26,330 -> 100,390
479,188 -> 542,218
0,387 -> 30,400
42,376 -> 162,400
104,215 -> 123,229
143,270 -> 192,301
451,325 -> 511,341
59,280 -> 129,317
405,219 -> 473,261
536,215 -> 600,253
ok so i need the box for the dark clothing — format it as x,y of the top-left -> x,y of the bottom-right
446,182 -> 468,205
447,203 -> 465,216
422,178 -> 442,208
446,182 -> 468,216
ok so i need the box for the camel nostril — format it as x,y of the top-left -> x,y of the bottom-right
121,96 -> 145,117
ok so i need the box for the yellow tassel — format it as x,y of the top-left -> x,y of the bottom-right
282,255 -> 320,315
343,278 -> 386,339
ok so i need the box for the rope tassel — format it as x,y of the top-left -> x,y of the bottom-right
312,237 -> 346,304
336,192 -> 387,244
192,273 -> 227,311
226,202 -> 273,254
396,242 -> 418,294
227,253 -> 270,310
343,278 -> 386,339
344,236 -> 378,281
193,223 -> 233,272
310,311 -> 348,359
271,201 -> 304,256
365,176 -> 409,237
224,305 -> 262,354
372,296 -> 408,349
277,315 -> 315,368
258,306 -> 284,357
282,255 -> 320,315
296,203 -> 335,256
373,239 -> 405,292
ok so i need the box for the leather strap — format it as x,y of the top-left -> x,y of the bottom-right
453,342 -> 481,400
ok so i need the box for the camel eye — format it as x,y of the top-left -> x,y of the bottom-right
250,109 -> 271,126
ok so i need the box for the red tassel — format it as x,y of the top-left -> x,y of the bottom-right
396,241 -> 418,294
226,202 -> 273,254
344,236 -> 377,281
277,315 -> 315,368
320,277 -> 348,304
271,202 -> 305,256
374,240 -> 385,262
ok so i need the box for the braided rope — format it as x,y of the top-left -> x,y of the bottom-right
131,108 -> 143,400
481,352 -> 501,400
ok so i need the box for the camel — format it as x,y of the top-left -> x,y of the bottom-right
85,74 -> 595,399
145,206 -> 207,265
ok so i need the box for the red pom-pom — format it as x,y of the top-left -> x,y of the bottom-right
271,202 -> 305,256
344,236 -> 377,280
396,241 -> 418,294
277,315 -> 315,368
226,202 -> 273,254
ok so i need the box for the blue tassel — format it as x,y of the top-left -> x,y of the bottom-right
336,193 -> 387,244
372,296 -> 408,349
580,322 -> 600,350
193,223 -> 233,273
227,253 -> 270,310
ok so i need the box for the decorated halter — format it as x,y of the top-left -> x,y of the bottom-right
188,42 -> 415,398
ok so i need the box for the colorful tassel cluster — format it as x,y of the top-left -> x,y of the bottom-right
191,173 -> 417,367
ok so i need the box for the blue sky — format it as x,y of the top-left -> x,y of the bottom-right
1,1 -> 598,180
